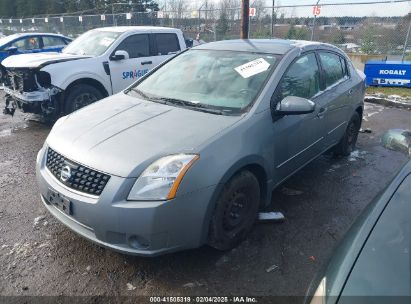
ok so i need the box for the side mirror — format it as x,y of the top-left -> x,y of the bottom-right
110,50 -> 129,61
6,46 -> 18,54
382,129 -> 411,157
275,96 -> 315,115
185,39 -> 193,48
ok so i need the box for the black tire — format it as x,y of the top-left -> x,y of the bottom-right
334,112 -> 361,157
208,170 -> 260,251
64,84 -> 103,114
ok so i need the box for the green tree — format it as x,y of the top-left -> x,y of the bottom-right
285,24 -> 308,40
332,31 -> 345,45
216,11 -> 229,39
361,27 -> 377,54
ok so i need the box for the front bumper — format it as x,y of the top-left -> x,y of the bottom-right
2,86 -> 50,104
36,147 -> 216,256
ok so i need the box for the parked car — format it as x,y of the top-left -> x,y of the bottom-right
0,33 -> 72,80
1,26 -> 187,120
307,129 -> 411,304
36,39 -> 365,256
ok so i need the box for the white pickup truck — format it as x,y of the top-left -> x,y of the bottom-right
2,26 -> 187,119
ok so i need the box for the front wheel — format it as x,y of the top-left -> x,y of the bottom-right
64,84 -> 103,114
334,112 -> 361,156
208,170 -> 260,251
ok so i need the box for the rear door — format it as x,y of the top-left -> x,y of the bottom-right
272,52 -> 328,182
41,35 -> 68,53
150,32 -> 182,67
109,33 -> 155,93
317,51 -> 352,147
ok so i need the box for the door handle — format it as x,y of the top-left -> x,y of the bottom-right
141,61 -> 152,65
347,89 -> 354,96
317,107 -> 327,119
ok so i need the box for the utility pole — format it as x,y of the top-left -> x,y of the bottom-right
310,0 -> 321,41
240,0 -> 249,39
402,13 -> 411,62
271,0 -> 275,38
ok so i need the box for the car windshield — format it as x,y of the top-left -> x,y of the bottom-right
63,30 -> 120,56
127,50 -> 280,115
0,34 -> 21,47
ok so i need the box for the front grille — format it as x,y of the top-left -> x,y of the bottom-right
7,69 -> 37,92
46,148 -> 110,196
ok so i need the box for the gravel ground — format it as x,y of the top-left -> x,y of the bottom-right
0,102 -> 410,299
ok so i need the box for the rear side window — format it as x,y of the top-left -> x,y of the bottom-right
116,34 -> 150,58
155,33 -> 180,56
275,53 -> 321,102
42,36 -> 67,47
319,52 -> 347,87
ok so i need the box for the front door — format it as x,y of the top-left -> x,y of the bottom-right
272,52 -> 328,183
109,34 -> 155,93
10,36 -> 41,55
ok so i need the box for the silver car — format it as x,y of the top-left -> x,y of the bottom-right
36,39 -> 365,256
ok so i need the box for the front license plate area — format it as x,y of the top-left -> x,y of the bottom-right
47,189 -> 72,215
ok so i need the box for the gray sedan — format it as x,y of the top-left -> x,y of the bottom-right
36,39 -> 365,256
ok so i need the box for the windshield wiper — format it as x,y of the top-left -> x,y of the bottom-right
156,97 -> 229,115
130,89 -> 167,105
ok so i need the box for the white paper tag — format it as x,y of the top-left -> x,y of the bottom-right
234,58 -> 270,78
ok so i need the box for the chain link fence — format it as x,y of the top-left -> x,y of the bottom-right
0,1 -> 410,68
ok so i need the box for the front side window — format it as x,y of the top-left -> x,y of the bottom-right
319,52 -> 346,87
127,50 -> 279,114
12,37 -> 40,50
63,30 -> 121,56
155,33 -> 180,55
115,34 -> 149,58
275,53 -> 321,102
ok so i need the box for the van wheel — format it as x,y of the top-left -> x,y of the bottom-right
334,112 -> 361,156
64,84 -> 103,114
208,170 -> 260,251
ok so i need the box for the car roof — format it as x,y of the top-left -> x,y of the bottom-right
7,33 -> 67,37
193,39 -> 329,55
94,26 -> 181,33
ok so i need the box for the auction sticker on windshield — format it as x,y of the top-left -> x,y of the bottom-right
234,58 -> 270,78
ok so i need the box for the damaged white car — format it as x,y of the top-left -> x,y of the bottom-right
1,26 -> 187,120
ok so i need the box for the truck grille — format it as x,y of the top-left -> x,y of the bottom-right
46,148 -> 110,196
7,69 -> 37,92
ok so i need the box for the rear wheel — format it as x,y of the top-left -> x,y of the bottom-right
334,112 -> 361,156
208,170 -> 260,251
64,84 -> 103,114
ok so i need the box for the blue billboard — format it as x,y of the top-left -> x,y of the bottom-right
364,60 -> 411,88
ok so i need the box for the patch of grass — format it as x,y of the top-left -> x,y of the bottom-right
366,86 -> 411,97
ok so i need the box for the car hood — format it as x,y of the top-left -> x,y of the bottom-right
2,52 -> 90,69
47,93 -> 243,178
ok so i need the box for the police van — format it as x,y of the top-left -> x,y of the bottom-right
1,26 -> 187,119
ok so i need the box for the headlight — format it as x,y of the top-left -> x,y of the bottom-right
128,154 -> 199,201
